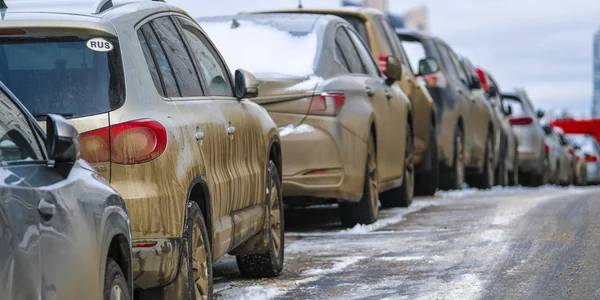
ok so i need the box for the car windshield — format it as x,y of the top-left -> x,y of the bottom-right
398,39 -> 427,75
199,19 -> 318,78
502,96 -> 526,116
567,135 -> 599,153
0,36 -> 125,120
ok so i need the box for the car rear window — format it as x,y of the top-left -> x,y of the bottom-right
338,15 -> 369,48
0,36 -> 125,120
502,96 -> 526,116
200,19 -> 318,77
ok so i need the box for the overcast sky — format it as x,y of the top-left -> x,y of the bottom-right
172,0 -> 599,118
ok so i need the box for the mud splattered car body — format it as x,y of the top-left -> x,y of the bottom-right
199,13 -> 414,226
0,1 -> 284,298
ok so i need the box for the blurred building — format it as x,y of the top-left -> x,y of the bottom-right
593,29 -> 600,117
341,0 -> 430,32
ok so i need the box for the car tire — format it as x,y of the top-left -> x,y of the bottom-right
508,149 -> 519,186
414,122 -> 439,196
495,140 -> 509,186
381,121 -> 415,207
185,202 -> 213,300
469,134 -> 495,189
340,135 -> 378,227
104,258 -> 131,300
236,161 -> 284,278
439,126 -> 465,191
529,156 -> 549,187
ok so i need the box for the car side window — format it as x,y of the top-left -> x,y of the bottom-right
137,30 -> 165,97
335,27 -> 366,74
138,24 -> 179,97
445,46 -> 470,87
151,17 -> 203,97
334,41 -> 351,72
0,91 -> 43,162
346,28 -> 380,77
176,17 -> 234,97
435,42 -> 459,79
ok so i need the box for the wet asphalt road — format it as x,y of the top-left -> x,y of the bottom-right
212,186 -> 600,300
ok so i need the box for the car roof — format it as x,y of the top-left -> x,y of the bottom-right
247,6 -> 385,20
396,28 -> 434,40
197,12 -> 339,33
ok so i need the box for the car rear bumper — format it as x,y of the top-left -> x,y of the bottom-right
280,119 -> 366,202
518,155 -> 545,174
132,238 -> 182,290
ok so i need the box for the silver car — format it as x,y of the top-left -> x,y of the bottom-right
542,125 -> 572,185
567,134 -> 600,184
502,89 -> 548,186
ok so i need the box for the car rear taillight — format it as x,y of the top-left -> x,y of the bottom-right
378,55 -> 387,75
309,93 -> 346,116
80,119 -> 167,164
475,68 -> 489,93
509,117 -> 533,126
544,144 -> 550,154
568,148 -> 575,156
0,29 -> 26,35
585,154 -> 598,163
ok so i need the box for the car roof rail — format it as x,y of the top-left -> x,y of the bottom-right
92,0 -> 165,14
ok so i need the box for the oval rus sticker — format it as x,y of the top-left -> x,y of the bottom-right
86,38 -> 114,52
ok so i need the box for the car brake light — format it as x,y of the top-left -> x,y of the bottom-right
418,72 -> 447,88
568,148 -> 575,156
309,92 -> 345,116
378,55 -> 387,75
585,154 -> 598,163
80,119 -> 167,164
509,117 -> 533,126
475,68 -> 489,94
0,29 -> 26,35
544,144 -> 549,154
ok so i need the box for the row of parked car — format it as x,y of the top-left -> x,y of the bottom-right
0,1 -> 598,299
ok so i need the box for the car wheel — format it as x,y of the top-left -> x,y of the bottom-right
236,161 -> 284,277
340,135 -> 378,227
185,202 -> 213,300
104,258 -> 131,300
470,134 -> 494,189
508,146 -> 519,186
495,141 -> 509,186
414,121 -> 439,196
439,126 -> 465,190
529,156 -> 549,187
381,121 -> 415,207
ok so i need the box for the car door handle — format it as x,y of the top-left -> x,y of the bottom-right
227,125 -> 236,135
38,198 -> 55,221
365,87 -> 375,97
194,131 -> 204,141
385,90 -> 393,100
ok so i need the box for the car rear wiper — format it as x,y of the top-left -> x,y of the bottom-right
32,113 -> 74,120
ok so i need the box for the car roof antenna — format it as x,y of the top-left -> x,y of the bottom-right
231,18 -> 240,29
0,0 -> 7,9
298,0 -> 303,9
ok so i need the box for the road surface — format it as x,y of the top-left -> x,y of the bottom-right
212,186 -> 600,300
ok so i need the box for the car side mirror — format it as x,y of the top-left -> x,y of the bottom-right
488,85 -> 498,97
542,126 -> 553,135
234,69 -> 259,99
504,105 -> 512,116
418,57 -> 440,76
574,145 -> 581,151
46,114 -> 79,178
385,55 -> 402,85
536,110 -> 545,119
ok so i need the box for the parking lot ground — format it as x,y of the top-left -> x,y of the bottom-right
213,186 -> 600,300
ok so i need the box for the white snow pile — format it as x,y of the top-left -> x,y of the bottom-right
285,75 -> 323,92
220,285 -> 283,300
200,21 -> 317,77
278,124 -> 315,137
338,200 -> 439,235
302,256 -> 365,276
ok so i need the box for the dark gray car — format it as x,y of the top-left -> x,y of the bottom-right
0,82 -> 132,300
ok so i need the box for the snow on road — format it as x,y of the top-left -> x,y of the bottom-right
213,186 -> 598,300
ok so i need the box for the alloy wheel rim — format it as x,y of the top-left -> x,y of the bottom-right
270,179 -> 282,257
110,285 -> 125,300
368,140 -> 379,217
192,221 -> 209,300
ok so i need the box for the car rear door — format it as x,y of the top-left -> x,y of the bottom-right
337,26 -> 406,181
176,16 -> 267,249
0,90 -> 46,299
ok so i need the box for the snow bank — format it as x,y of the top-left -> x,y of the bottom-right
279,124 -> 315,136
200,21 -> 317,77
302,256 -> 365,276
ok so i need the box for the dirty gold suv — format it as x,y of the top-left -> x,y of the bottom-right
254,8 -> 440,196
0,0 -> 284,298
